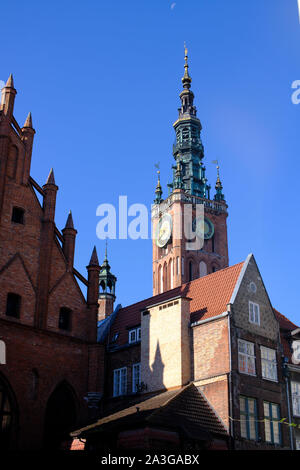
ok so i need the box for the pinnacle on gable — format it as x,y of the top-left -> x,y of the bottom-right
89,246 -> 99,266
23,112 -> 33,129
65,210 -> 74,229
5,74 -> 14,88
45,168 -> 55,185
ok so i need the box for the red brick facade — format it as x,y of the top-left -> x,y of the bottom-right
0,76 -> 103,450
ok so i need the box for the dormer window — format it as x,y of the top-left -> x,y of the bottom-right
129,327 -> 141,344
11,207 -> 24,224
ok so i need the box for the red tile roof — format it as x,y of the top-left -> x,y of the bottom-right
273,308 -> 298,331
273,308 -> 299,363
110,262 -> 244,346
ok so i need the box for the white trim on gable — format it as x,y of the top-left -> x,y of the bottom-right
229,253 -> 253,305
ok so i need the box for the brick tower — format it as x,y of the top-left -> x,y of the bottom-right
152,47 -> 229,295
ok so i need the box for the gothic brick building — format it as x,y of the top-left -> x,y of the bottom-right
0,49 -> 298,451
0,75 -> 104,450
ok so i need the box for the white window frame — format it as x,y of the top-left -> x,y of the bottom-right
249,301 -> 260,325
238,339 -> 256,376
129,327 -> 141,344
291,382 -> 300,417
132,363 -> 141,393
261,346 -> 278,382
113,367 -> 127,397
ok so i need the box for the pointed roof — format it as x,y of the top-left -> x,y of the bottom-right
5,74 -> 14,88
89,246 -> 99,266
64,210 -> 74,229
23,112 -> 33,129
182,43 -> 192,90
71,383 -> 228,440
45,168 -> 55,185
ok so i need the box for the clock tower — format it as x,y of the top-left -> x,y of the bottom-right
152,47 -> 229,295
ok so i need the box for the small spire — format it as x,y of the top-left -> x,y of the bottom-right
5,74 -> 14,88
65,210 -> 74,229
89,246 -> 99,266
182,43 -> 192,90
214,164 -> 225,201
23,112 -> 33,129
45,168 -> 55,185
154,170 -> 163,204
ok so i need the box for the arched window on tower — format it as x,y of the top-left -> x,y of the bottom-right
163,263 -> 168,292
176,257 -> 180,276
170,258 -> 174,289
158,265 -> 163,294
199,261 -> 207,278
211,235 -> 215,253
188,261 -> 193,282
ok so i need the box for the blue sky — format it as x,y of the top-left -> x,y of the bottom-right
1,0 -> 300,324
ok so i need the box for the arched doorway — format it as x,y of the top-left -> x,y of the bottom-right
0,374 -> 18,450
44,381 -> 77,449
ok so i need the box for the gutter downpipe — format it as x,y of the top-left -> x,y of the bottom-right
284,370 -> 294,450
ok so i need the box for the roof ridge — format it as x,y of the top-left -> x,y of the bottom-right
146,384 -> 193,421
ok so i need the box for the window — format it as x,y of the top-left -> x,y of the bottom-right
240,396 -> 258,440
199,261 -> 207,278
11,207 -> 24,224
291,382 -> 300,416
132,363 -> 141,393
58,307 -> 72,331
296,440 -> 300,450
238,339 -> 256,376
188,261 -> 193,282
176,257 -> 180,275
264,402 -> 281,444
5,293 -> 21,318
113,367 -> 127,397
181,258 -> 184,276
261,346 -> 277,382
249,301 -> 260,325
129,327 -> 141,344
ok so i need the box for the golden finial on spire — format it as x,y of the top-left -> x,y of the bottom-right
184,42 -> 188,58
182,42 -> 191,86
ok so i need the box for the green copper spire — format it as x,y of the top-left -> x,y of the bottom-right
99,241 -> 117,298
169,45 -> 210,198
214,165 -> 225,201
154,170 -> 163,204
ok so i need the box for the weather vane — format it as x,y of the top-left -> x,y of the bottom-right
154,162 -> 160,176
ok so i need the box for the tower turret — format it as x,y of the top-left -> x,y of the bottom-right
154,171 -> 163,204
21,112 -> 36,184
98,242 -> 117,321
0,75 -> 17,119
214,165 -> 225,201
62,211 -> 77,271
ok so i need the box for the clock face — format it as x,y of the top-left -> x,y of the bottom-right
192,216 -> 214,240
155,214 -> 172,248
